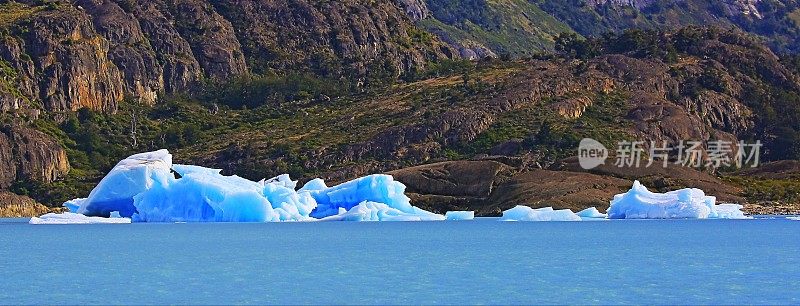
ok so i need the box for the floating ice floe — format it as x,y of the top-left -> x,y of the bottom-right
500,206 -> 582,222
445,211 -> 475,221
34,150 -> 443,223
576,207 -> 608,219
607,181 -> 749,219
29,212 -> 131,224
787,216 -> 800,221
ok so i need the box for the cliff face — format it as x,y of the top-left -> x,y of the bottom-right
0,124 -> 70,189
0,0 -> 452,111
208,0 -> 453,77
1,2 -> 124,112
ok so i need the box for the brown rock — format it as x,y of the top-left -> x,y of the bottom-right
0,191 -> 53,218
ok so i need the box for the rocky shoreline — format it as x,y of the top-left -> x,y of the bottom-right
742,203 -> 800,216
0,192 -> 57,218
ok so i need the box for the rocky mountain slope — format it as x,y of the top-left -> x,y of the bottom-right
537,0 -> 800,52
0,0 -> 452,111
411,0 -> 574,58
1,0 -> 799,216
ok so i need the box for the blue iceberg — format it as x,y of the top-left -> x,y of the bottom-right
47,150 -> 443,223
500,206 -> 582,222
305,174 -> 418,219
607,181 -> 749,219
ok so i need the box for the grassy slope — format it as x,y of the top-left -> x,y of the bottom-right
420,0 -> 575,55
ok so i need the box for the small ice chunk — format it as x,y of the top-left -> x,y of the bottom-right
576,207 -> 607,218
29,212 -> 131,224
500,206 -> 582,222
787,216 -> 800,221
445,211 -> 475,221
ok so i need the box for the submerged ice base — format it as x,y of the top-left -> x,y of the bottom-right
46,150 -> 443,223
607,181 -> 749,219
29,212 -> 131,224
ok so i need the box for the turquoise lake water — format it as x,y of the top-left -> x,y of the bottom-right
1,217 -> 798,305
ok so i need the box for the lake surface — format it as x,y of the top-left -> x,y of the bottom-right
1,217 -> 799,305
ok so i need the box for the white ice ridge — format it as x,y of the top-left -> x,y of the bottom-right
607,181 -> 749,219
29,212 -> 131,224
500,206 -> 582,221
41,149 -> 444,223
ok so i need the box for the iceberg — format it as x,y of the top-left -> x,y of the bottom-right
576,207 -> 607,218
29,212 -> 131,224
445,211 -> 475,221
37,150 -> 443,223
500,206 -> 582,222
607,181 -> 749,219
306,174 -> 418,219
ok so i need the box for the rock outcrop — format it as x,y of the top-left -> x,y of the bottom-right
1,2 -> 124,112
0,191 -> 53,218
0,124 -> 70,189
394,0 -> 430,21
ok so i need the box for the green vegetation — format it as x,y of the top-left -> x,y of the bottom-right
0,1 -> 41,27
725,176 -> 800,204
457,92 -> 633,162
420,0 -> 575,56
197,73 -> 349,110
